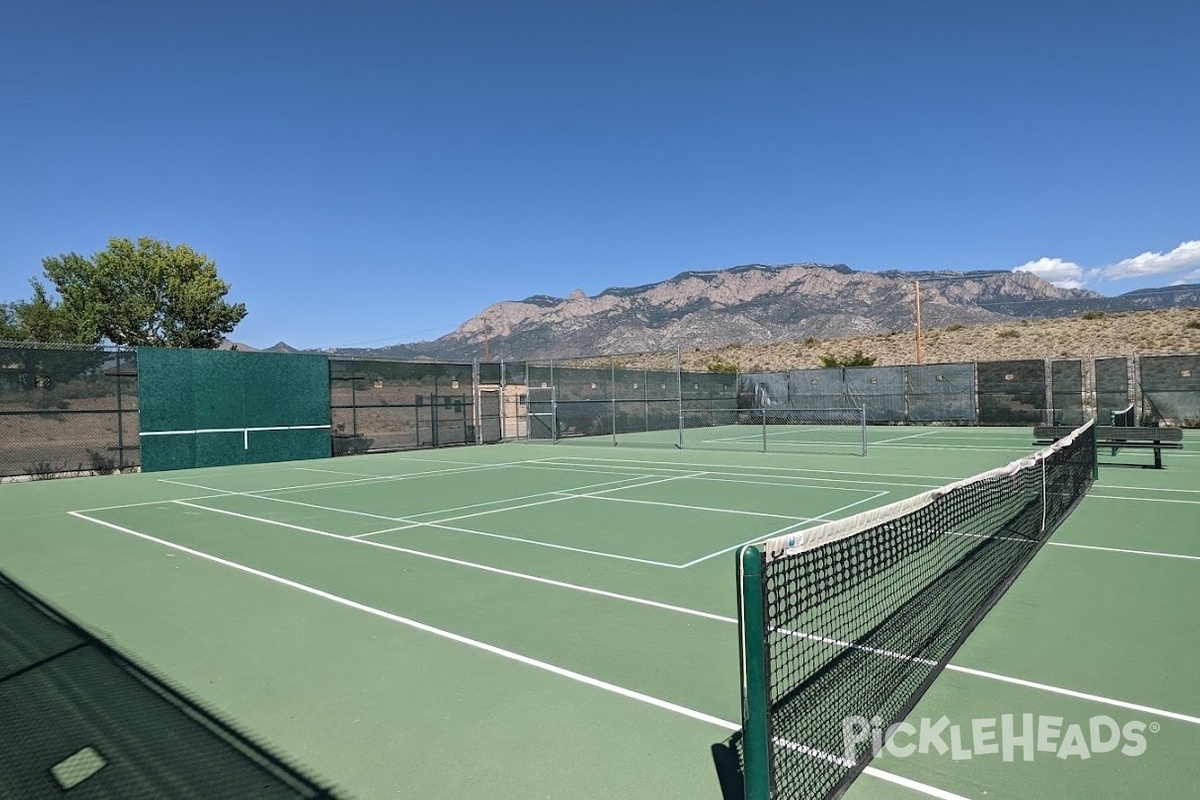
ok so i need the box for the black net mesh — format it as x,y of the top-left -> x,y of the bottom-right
0,344 -> 139,479
0,571 -> 334,798
742,421 -> 1096,799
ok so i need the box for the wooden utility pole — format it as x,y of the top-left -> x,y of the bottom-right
482,318 -> 491,362
914,281 -> 925,365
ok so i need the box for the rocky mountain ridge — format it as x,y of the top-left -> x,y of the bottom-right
318,262 -> 1199,361
240,263 -> 1198,360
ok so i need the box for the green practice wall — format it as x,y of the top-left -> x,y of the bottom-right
138,348 -> 331,472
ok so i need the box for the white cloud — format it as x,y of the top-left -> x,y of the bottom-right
1100,240 -> 1200,280
1013,257 -> 1085,289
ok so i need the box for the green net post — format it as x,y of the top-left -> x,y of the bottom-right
738,546 -> 771,800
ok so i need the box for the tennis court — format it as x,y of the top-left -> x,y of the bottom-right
2,426 -> 1197,798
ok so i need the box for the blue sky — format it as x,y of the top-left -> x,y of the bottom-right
2,1 -> 1197,350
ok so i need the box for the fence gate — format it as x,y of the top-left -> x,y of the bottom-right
477,388 -> 502,444
526,387 -> 556,441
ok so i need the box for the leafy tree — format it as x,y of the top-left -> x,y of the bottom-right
0,280 -> 90,343
40,237 -> 247,348
0,302 -> 18,340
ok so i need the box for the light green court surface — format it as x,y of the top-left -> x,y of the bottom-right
2,427 -> 1197,799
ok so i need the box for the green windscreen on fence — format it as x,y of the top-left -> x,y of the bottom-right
1050,359 -> 1085,425
138,348 -> 331,472
905,363 -> 975,422
1140,354 -> 1200,426
844,366 -> 904,423
977,359 -> 1047,424
1095,357 -> 1130,425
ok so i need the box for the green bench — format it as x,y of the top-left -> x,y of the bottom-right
1034,424 -> 1184,469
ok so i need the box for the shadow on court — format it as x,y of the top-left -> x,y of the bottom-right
0,570 -> 339,799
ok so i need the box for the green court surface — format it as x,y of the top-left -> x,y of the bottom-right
1,427 -> 1197,798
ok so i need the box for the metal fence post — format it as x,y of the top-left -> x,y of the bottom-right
738,546 -> 771,800
611,355 -> 617,446
676,348 -> 684,450
115,350 -> 125,470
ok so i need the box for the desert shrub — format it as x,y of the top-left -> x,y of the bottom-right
87,449 -> 116,475
820,350 -> 876,368
706,358 -> 738,374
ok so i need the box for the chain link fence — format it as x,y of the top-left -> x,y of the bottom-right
1139,354 -> 1200,427
0,342 -> 138,479
328,358 -> 474,454
3,344 -> 1198,479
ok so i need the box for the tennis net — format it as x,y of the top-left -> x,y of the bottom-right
736,419 -> 1097,800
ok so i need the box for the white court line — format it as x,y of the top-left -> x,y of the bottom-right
161,474 -> 656,527
264,460 -> 525,494
295,467 -> 379,477
73,490 -> 238,514
156,460 -> 523,500
70,508 -> 1200,729
550,491 -> 815,522
385,454 -> 544,469
870,443 -> 1030,453
149,475 -> 1198,567
541,459 -> 946,492
678,491 -> 891,568
1089,494 -> 1200,505
385,473 -> 706,531
156,471 -> 710,567
76,465 -> 518,513
540,455 -> 964,484
175,499 -> 685,568
395,476 -> 660,520
524,461 -> 890,493
265,457 -> 665,499
66,510 -> 967,800
948,665 -> 1200,726
182,467 -> 871,567
873,429 -> 943,445
1048,542 -> 1200,562
171,471 -> 1200,566
1099,484 -> 1200,494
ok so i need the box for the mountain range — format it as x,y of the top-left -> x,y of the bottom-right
240,263 -> 1200,361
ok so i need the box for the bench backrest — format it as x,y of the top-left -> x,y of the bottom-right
1034,425 -> 1183,443
1097,425 -> 1184,442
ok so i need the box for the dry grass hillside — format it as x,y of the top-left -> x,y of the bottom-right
675,307 -> 1200,373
